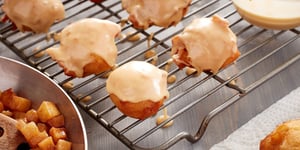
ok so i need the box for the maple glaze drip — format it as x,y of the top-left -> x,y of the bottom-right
156,108 -> 174,128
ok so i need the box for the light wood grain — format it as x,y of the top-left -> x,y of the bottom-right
0,113 -> 26,150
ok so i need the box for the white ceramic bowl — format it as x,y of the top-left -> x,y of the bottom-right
0,56 -> 87,150
232,0 -> 300,30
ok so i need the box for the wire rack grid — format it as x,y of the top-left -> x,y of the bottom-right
0,0 -> 300,149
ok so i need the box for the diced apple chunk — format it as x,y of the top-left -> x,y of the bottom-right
37,101 -> 60,123
2,110 -> 13,117
16,120 -> 48,147
49,127 -> 67,143
0,102 -> 4,112
38,136 -> 56,150
26,109 -> 39,123
29,132 -> 49,148
0,89 -> 31,112
37,123 -> 49,132
47,114 -> 65,127
56,139 -> 72,150
2,88 -> 73,150
13,111 -> 26,120
0,88 -> 13,108
16,119 -> 26,130
12,95 -> 32,112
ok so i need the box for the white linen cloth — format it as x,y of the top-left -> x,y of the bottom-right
211,86 -> 300,150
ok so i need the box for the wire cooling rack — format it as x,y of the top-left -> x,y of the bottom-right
0,0 -> 299,149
